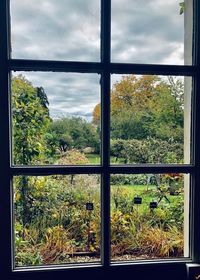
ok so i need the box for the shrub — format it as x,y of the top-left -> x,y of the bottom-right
110,138 -> 183,164
139,225 -> 183,258
57,149 -> 90,165
110,174 -> 148,186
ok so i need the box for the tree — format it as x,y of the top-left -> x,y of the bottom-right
92,103 -> 101,125
12,75 -> 51,165
111,75 -> 158,114
147,77 -> 184,142
93,75 -> 184,142
12,75 -> 51,225
47,117 -> 100,154
110,138 -> 183,164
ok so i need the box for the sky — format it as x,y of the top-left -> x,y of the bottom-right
11,0 -> 186,120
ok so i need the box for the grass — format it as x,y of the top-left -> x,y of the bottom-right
110,184 -> 183,212
86,153 -> 101,164
111,184 -> 155,211
86,153 -> 125,164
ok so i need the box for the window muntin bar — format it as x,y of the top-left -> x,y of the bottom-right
9,60 -> 196,75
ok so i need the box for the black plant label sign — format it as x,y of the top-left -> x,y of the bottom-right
150,202 -> 158,209
134,197 -> 142,204
86,203 -> 94,211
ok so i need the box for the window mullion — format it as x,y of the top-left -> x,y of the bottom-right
101,0 -> 111,268
0,0 -> 12,275
191,0 -> 200,263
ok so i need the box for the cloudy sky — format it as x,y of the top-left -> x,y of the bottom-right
11,0 -> 186,120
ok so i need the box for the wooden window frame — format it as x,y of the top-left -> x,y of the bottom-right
0,1 -> 200,279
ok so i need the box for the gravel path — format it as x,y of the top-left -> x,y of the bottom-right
54,254 -> 151,264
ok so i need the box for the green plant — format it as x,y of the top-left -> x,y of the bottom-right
110,138 -> 183,165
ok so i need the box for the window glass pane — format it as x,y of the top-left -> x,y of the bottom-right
111,0 -> 193,65
13,175 -> 101,267
110,173 -> 190,261
12,72 -> 101,166
109,75 -> 192,164
11,0 -> 100,61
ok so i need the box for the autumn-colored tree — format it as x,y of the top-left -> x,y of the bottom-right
92,103 -> 101,125
93,75 -> 184,142
93,75 -> 159,125
111,75 -> 158,114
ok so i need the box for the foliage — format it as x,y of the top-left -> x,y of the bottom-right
13,73 -> 186,265
15,223 -> 43,266
92,103 -> 100,125
57,149 -> 90,165
14,174 -> 101,265
139,225 -> 183,258
110,181 -> 184,258
12,75 -> 51,165
111,211 -> 136,256
46,117 -> 100,155
179,2 -> 185,15
40,225 -> 74,263
110,138 -> 183,164
15,173 -> 184,265
12,75 -> 51,225
110,174 -> 148,186
93,75 -> 184,143
111,215 -> 183,258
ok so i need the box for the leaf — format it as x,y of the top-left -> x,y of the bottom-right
179,2 -> 185,15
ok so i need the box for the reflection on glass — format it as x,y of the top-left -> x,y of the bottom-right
12,72 -> 101,166
111,0 -> 193,65
13,175 -> 101,267
110,75 -> 192,164
11,0 -> 100,61
111,174 -> 189,261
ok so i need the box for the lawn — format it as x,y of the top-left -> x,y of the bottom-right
111,184 -> 183,213
86,153 -> 101,164
86,153 -> 125,164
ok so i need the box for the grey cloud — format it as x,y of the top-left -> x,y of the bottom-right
11,0 -> 100,61
11,0 -> 187,119
111,0 -> 184,64
15,71 -> 100,119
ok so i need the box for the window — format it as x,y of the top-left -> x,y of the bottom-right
0,0 -> 200,279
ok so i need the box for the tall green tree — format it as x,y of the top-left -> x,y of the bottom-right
12,75 -> 50,225
147,77 -> 184,142
12,75 -> 50,165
